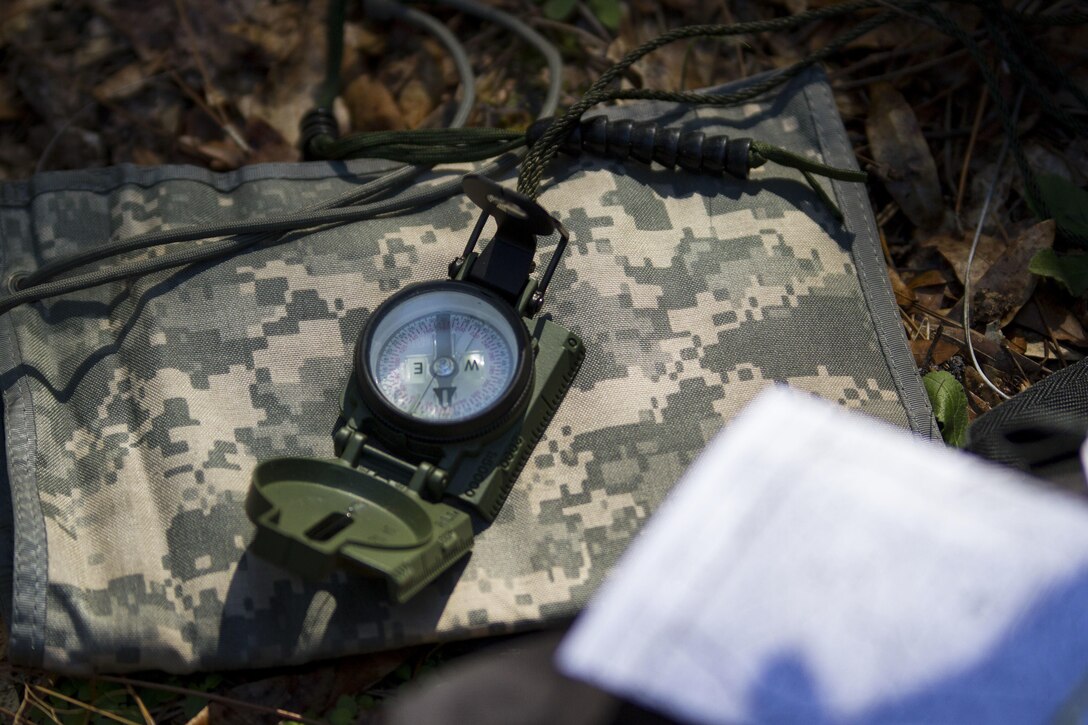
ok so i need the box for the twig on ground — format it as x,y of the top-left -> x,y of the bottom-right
125,682 -> 155,725
834,47 -> 971,91
92,674 -> 325,725
954,84 -> 989,219
31,684 -> 142,725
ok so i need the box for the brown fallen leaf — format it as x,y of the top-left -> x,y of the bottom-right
913,288 -> 949,314
236,3 -> 325,147
93,59 -> 162,102
244,117 -> 300,164
607,18 -> 715,91
866,83 -> 945,231
345,20 -> 387,58
399,78 -> 435,129
888,265 -> 915,309
1013,289 -> 1088,346
922,232 -> 1005,287
950,220 -> 1056,328
1,0 -> 54,41
177,135 -> 246,170
130,146 -> 165,166
89,0 -> 185,64
910,334 -> 960,367
919,320 -> 1042,377
963,365 -> 1009,410
73,24 -> 122,69
907,268 -> 953,290
224,3 -> 305,64
1020,340 -> 1086,363
344,74 -> 406,132
962,156 -> 1016,233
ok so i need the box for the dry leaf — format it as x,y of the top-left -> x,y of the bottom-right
907,268 -> 952,290
399,78 -> 435,128
177,135 -> 246,170
964,220 -> 1056,328
236,5 -> 325,147
0,0 -> 54,44
130,146 -> 164,165
223,2 -> 306,64
345,20 -> 386,58
607,19 -> 712,92
866,83 -> 945,231
888,265 -> 915,308
93,61 -> 157,101
72,21 -> 121,68
1020,340 -> 1086,363
922,232 -> 1004,286
344,74 -> 406,132
243,117 -> 299,164
90,0 -> 182,64
1012,289 -> 1088,346
963,364 -> 1014,407
922,322 -> 1041,379
963,156 -> 1016,233
910,335 -> 960,367
913,288 -> 947,312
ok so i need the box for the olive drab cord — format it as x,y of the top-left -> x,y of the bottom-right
2,0 -> 1086,315
514,4 -> 894,201
0,0 -> 562,315
304,0 -> 1086,225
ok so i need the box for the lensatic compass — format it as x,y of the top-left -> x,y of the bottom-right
358,280 -> 533,439
247,175 -> 584,602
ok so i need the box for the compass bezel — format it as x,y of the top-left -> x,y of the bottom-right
355,280 -> 534,443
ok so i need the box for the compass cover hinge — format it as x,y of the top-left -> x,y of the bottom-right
333,425 -> 450,502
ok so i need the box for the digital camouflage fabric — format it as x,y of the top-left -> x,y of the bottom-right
0,69 -> 934,673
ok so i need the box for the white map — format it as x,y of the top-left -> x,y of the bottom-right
558,386 -> 1088,724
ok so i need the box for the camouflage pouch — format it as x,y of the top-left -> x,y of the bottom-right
0,68 -> 934,674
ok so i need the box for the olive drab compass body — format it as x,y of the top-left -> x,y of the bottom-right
247,175 -> 585,602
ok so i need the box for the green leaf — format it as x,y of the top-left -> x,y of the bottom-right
1036,174 -> 1088,245
1029,248 -> 1088,297
541,0 -> 577,21
181,695 -> 208,719
923,371 -> 969,447
76,680 -> 95,702
137,687 -> 176,708
328,694 -> 359,725
587,0 -> 621,29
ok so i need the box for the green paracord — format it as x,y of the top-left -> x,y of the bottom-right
308,0 -> 1087,234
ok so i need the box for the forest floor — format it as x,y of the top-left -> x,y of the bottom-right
1,0 -> 1086,722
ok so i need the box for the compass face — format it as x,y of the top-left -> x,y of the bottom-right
361,284 -> 527,425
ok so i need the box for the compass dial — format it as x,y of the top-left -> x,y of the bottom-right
357,282 -> 532,436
